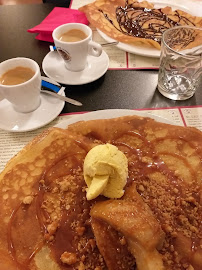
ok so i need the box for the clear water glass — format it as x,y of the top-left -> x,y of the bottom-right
158,26 -> 202,100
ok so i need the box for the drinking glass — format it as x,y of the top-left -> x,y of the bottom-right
158,26 -> 202,100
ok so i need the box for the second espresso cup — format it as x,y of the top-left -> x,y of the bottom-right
52,23 -> 102,72
0,58 -> 41,113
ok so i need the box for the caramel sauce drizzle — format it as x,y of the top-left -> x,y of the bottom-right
6,128 -> 201,269
7,202 -> 44,270
7,204 -> 23,267
35,181 -> 50,235
114,141 -> 183,192
115,129 -> 202,259
99,0 -> 195,44
153,135 -> 202,158
116,130 -> 197,191
158,151 -> 197,179
6,151 -> 86,269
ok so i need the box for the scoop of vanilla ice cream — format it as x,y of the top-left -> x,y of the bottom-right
83,143 -> 128,200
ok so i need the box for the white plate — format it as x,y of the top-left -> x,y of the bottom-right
56,109 -> 174,129
97,29 -> 161,58
0,91 -> 65,132
97,1 -> 196,58
42,51 -> 109,85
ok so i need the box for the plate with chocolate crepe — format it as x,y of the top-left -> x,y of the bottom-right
0,109 -> 202,270
79,0 -> 202,58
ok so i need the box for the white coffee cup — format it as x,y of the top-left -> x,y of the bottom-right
52,23 -> 102,72
0,58 -> 41,113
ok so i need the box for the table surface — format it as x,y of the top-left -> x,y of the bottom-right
0,3 -> 201,114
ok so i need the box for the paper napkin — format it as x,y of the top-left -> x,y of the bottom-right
28,7 -> 89,42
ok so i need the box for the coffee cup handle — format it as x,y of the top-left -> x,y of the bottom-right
88,41 -> 102,57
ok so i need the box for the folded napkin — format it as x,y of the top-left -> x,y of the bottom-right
28,7 -> 89,42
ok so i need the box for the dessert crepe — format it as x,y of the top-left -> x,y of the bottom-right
0,115 -> 202,270
79,0 -> 202,49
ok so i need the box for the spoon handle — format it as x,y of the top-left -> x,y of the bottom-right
41,90 -> 82,106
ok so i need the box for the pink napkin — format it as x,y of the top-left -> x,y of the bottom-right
28,7 -> 89,42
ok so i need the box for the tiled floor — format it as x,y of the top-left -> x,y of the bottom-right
0,0 -> 42,5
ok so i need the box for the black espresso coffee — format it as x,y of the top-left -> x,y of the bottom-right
59,29 -> 87,42
0,66 -> 35,85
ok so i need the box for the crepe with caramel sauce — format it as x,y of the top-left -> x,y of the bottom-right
79,0 -> 202,49
0,115 -> 202,270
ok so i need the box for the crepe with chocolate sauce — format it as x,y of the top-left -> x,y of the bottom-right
79,0 -> 202,49
0,115 -> 202,270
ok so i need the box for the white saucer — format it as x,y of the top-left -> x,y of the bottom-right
0,92 -> 65,132
42,51 -> 109,85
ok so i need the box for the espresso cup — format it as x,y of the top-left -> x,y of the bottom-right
0,58 -> 41,113
52,23 -> 103,72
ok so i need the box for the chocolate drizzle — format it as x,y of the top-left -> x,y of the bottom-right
165,27 -> 196,49
99,0 -> 196,44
